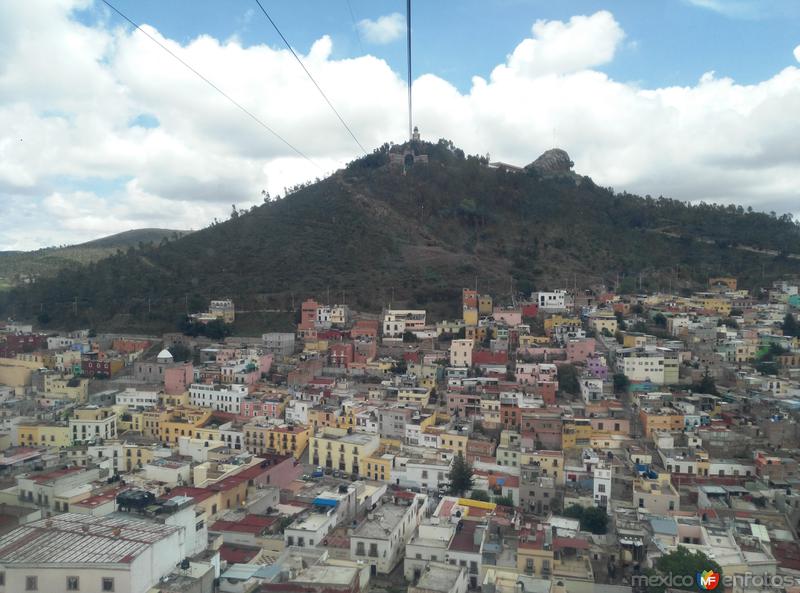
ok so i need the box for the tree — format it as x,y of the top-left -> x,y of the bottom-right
493,495 -> 515,507
692,370 -> 718,395
648,546 -> 723,593
653,313 -> 667,328
447,453 -> 474,496
169,343 -> 192,362
782,313 -> 799,337
36,311 -> 51,326
469,489 -> 490,502
557,364 -> 580,395
562,504 -> 608,534
402,330 -> 418,343
204,319 -> 232,340
613,373 -> 630,394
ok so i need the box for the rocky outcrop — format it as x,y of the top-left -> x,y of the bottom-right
528,149 -> 574,175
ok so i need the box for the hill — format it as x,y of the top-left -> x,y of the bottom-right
2,139 -> 799,332
0,228 -> 189,290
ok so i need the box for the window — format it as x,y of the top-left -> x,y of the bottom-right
356,542 -> 365,555
598,484 -> 606,493
102,577 -> 115,592
0,572 -> 4,586
26,576 -> 38,591
67,576 -> 80,591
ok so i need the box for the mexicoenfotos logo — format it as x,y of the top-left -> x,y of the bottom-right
697,570 -> 721,590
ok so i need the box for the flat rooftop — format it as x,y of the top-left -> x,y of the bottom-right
0,512 -> 179,564
415,563 -> 465,592
353,504 -> 409,539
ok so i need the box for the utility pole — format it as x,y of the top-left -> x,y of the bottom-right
73,297 -> 78,316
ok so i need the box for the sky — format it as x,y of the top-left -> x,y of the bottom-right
1,0 -> 800,250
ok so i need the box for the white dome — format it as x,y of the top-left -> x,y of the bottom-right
157,349 -> 173,361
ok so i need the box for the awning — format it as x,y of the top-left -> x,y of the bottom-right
312,497 -> 338,507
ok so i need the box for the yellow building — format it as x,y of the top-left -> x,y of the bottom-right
244,423 -> 310,459
463,307 -> 479,326
438,430 -> 469,456
160,391 -> 190,407
160,408 -> 213,444
698,296 -> 732,315
519,335 -> 549,347
117,409 -> 145,433
43,373 -> 89,401
17,422 -> 72,447
520,450 -> 565,485
544,315 -> 581,335
590,314 -> 618,336
0,357 -> 40,388
465,325 -> 489,342
121,442 -> 158,471
303,339 -> 329,353
397,387 -> 431,407
309,427 -> 380,475
478,296 -> 493,316
364,452 -> 394,482
639,409 -> 684,438
562,418 -> 593,450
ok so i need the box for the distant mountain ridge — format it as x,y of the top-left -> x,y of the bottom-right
1,139 -> 799,331
0,228 -> 189,290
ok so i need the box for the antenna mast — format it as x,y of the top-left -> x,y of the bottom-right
406,0 -> 413,140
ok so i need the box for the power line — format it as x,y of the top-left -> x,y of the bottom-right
98,0 -> 322,170
252,0 -> 368,155
344,0 -> 364,54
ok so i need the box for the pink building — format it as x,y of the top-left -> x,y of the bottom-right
493,308 -> 523,326
240,398 -> 284,419
329,342 -> 354,368
164,363 -> 193,395
566,339 -> 596,363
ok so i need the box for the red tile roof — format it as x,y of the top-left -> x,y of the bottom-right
448,521 -> 480,553
211,514 -> 277,534
219,543 -> 260,564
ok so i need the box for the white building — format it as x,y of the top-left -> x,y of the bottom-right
350,495 -> 427,575
286,400 -> 310,424
189,383 -> 248,413
403,459 -> 452,492
47,336 -> 75,350
115,388 -> 159,409
0,508 -> 205,593
534,290 -> 568,311
284,511 -> 336,549
579,378 -> 605,404
404,523 -> 455,581
69,408 -> 118,444
383,310 -> 427,339
593,463 -> 612,509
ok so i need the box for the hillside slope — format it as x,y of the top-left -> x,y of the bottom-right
2,140 -> 799,330
0,228 -> 189,290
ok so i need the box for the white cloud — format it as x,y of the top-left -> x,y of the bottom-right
357,13 -> 405,45
493,11 -> 624,79
1,3 -> 800,250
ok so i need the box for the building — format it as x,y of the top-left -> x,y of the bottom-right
189,383 -> 248,413
116,388 -> 160,409
310,428 -> 380,476
534,290 -> 568,311
350,494 -> 427,575
450,339 -> 474,368
383,310 -> 427,339
69,406 -> 117,444
243,422 -> 310,459
0,506 -> 204,593
409,563 -> 468,593
632,471 -> 680,513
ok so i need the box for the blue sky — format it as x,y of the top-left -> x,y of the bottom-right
79,0 -> 800,91
2,0 -> 800,250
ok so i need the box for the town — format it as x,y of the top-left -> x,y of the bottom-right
0,279 -> 799,593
